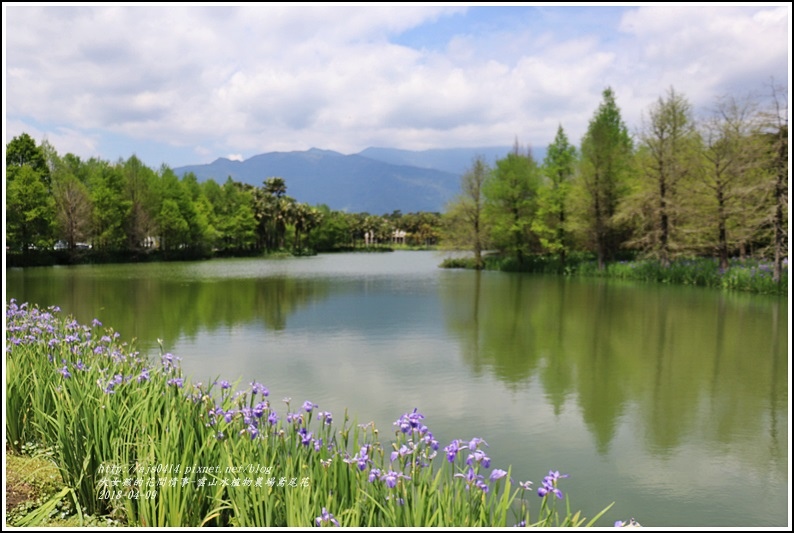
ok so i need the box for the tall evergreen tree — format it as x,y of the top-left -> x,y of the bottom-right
535,125 -> 577,265
484,141 -> 541,267
576,88 -> 634,269
623,87 -> 698,266
692,94 -> 763,269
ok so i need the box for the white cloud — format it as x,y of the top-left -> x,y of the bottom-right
618,6 -> 790,102
226,153 -> 243,162
4,5 -> 789,166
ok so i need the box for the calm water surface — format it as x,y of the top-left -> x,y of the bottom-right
5,251 -> 789,527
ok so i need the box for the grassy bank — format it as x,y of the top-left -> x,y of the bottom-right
6,300 -> 620,527
440,254 -> 788,295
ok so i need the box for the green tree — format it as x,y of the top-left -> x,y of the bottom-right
157,198 -> 189,251
484,142 -> 541,267
154,167 -> 208,252
692,94 -> 764,269
6,165 -> 55,251
307,205 -> 350,251
6,132 -> 50,185
402,211 -> 441,247
257,177 -> 291,251
89,160 -> 130,251
622,87 -> 698,266
200,178 -> 225,250
291,202 -> 323,251
442,156 -> 491,269
535,125 -> 577,265
762,81 -> 788,283
216,178 -> 257,251
122,155 -> 157,251
575,87 -> 634,269
54,172 -> 93,251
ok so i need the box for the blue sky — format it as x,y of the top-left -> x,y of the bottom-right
3,4 -> 790,170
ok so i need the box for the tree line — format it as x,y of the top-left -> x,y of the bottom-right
443,83 -> 788,283
4,135 -> 442,262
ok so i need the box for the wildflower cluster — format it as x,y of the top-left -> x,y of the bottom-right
6,300 -> 617,527
537,470 -> 569,499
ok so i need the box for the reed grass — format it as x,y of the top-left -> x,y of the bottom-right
441,254 -> 787,295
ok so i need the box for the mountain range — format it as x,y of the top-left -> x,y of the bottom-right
173,145 -> 546,214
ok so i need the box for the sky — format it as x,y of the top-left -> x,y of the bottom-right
3,3 -> 791,170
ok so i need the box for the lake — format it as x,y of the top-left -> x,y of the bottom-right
4,251 -> 789,527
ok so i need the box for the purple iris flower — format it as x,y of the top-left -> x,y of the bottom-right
59,365 -> 71,379
490,469 -> 508,482
390,444 -> 413,463
286,412 -> 304,425
315,507 -> 340,527
303,400 -> 318,413
393,408 -> 425,434
368,468 -> 381,483
466,450 -> 491,468
251,382 -> 269,397
300,428 -> 314,447
537,471 -> 568,499
423,434 -> 439,451
468,437 -> 488,450
444,439 -> 465,463
380,470 -> 404,489
454,467 -> 484,490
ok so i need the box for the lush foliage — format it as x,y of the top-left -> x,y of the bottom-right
441,156 -> 491,269
4,137 -> 444,264
6,301 -> 617,527
442,81 -> 787,286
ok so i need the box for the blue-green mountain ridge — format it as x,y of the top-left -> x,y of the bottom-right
173,146 -> 546,214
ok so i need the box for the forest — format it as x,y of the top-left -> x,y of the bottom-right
443,85 -> 787,284
5,83 -> 788,284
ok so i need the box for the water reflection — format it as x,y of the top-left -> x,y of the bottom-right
6,263 -> 333,353
440,272 -> 788,465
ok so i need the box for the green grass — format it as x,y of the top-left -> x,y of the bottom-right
441,253 -> 788,295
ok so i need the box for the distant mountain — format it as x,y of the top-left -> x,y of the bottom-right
357,145 -> 547,175
173,145 -> 549,214
173,148 -> 461,214
357,146 -> 511,176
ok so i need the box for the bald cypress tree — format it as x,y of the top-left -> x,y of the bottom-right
576,88 -> 634,269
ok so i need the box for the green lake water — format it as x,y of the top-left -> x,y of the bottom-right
5,251 -> 789,527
